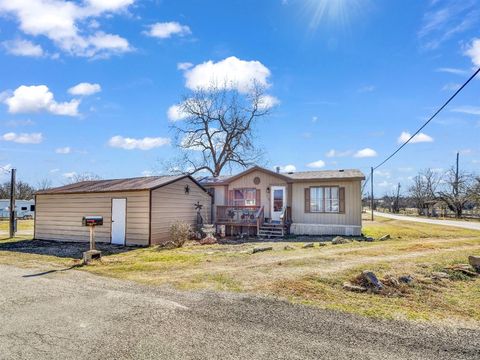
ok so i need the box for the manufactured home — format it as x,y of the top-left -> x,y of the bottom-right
200,166 -> 365,237
34,175 -> 211,246
0,199 -> 35,219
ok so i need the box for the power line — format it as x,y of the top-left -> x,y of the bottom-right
373,66 -> 480,171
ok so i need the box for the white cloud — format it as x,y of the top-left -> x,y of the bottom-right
465,38 -> 480,66
354,148 -> 377,158
397,131 -> 434,144
306,160 -> 325,169
442,83 -> 460,91
50,168 -> 60,173
177,62 -> 193,70
141,170 -> 154,177
311,116 -> 318,123
55,146 -> 71,154
325,149 -> 352,158
375,170 -> 390,178
276,164 -> 296,173
418,2 -> 479,50
68,82 -> 101,96
0,0 -> 133,58
182,56 -> 271,93
63,171 -> 77,179
167,104 -> 188,122
145,22 -> 191,39
357,85 -> 375,93
435,67 -> 467,75
451,106 -> 480,115
1,164 -> 12,173
1,132 -> 43,144
257,95 -> 279,110
108,135 -> 171,150
3,85 -> 80,116
2,39 -> 44,57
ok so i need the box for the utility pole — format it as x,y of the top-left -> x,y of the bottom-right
370,167 -> 374,221
9,168 -> 16,238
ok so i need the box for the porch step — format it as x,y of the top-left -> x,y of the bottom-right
258,226 -> 284,238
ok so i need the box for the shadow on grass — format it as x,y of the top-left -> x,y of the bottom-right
0,239 -> 135,259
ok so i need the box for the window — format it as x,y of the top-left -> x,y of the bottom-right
310,187 -> 339,213
233,188 -> 257,206
21,206 -> 28,211
30,205 -> 35,212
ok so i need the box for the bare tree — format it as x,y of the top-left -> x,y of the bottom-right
408,169 -> 440,216
36,178 -> 53,191
169,82 -> 273,177
0,180 -> 36,199
64,172 -> 102,184
383,183 -> 402,213
437,167 -> 474,218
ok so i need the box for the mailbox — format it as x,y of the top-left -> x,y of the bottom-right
82,216 -> 103,226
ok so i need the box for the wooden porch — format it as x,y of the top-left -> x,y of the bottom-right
215,205 -> 291,237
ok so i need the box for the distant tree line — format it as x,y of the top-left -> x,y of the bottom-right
368,162 -> 480,219
0,172 -> 102,200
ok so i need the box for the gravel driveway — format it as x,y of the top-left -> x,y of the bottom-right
1,264 -> 479,360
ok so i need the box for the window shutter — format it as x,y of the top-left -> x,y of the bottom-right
339,187 -> 345,213
228,190 -> 234,205
255,189 -> 261,206
304,188 -> 311,213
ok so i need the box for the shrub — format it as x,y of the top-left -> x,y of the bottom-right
167,221 -> 192,248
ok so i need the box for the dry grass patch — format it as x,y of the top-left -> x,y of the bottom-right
1,215 -> 479,326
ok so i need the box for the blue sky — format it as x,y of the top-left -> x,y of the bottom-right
0,0 -> 479,193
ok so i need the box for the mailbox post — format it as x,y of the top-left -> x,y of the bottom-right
82,216 -> 103,264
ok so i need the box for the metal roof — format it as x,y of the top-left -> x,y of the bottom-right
199,166 -> 365,185
36,175 -> 195,195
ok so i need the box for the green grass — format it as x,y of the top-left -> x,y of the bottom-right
1,215 -> 479,327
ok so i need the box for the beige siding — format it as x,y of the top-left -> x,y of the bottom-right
35,191 -> 150,246
227,170 -> 288,218
291,180 -> 362,227
150,177 -> 211,245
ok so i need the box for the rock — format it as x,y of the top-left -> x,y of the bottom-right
378,234 -> 391,241
318,242 -> 328,247
284,245 -> 295,250
383,274 -> 400,288
302,242 -> 314,248
252,246 -> 273,254
399,275 -> 414,284
364,237 -> 375,242
445,265 -> 479,277
431,271 -> 450,280
343,282 -> 367,293
332,236 -> 351,245
199,235 -> 217,245
468,256 -> 480,273
82,249 -> 101,265
361,270 -> 384,292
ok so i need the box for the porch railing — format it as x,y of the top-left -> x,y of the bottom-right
216,205 -> 261,225
256,206 -> 265,234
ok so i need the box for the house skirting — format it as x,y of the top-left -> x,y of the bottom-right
290,223 -> 361,236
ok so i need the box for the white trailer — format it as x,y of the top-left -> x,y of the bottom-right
0,199 -> 35,219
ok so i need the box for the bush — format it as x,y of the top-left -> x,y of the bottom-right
167,221 -> 192,248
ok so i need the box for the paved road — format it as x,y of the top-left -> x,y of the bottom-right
373,211 -> 480,231
0,264 -> 479,360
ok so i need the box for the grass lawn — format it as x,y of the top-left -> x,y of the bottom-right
1,215 -> 479,327
0,219 -> 34,232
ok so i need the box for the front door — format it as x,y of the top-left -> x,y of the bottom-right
111,198 -> 126,245
270,186 -> 286,222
